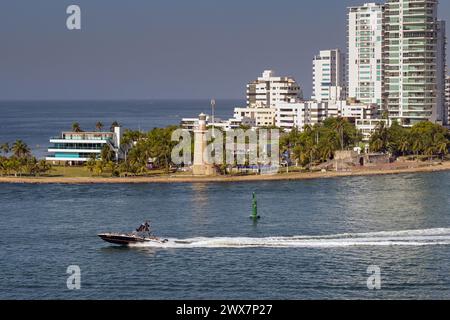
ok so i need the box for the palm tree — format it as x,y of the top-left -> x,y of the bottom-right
412,139 -> 423,161
436,139 -> 448,160
95,122 -> 104,132
399,136 -> 410,157
332,118 -> 346,150
37,160 -> 52,176
12,140 -> 31,158
85,155 -> 97,175
101,145 -> 114,162
1,143 -> 10,156
72,122 -> 83,133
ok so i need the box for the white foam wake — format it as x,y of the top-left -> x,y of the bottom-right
130,228 -> 450,249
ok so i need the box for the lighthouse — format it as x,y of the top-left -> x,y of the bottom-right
192,113 -> 216,176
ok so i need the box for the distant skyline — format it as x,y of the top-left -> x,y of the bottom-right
1,0 -> 450,101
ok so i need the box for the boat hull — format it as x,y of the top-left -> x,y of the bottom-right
98,233 -> 168,246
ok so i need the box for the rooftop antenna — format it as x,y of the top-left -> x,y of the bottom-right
211,99 -> 216,125
211,98 -> 216,138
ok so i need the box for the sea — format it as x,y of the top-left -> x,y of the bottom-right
1,100 -> 450,299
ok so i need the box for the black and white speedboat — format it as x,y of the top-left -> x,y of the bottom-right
98,221 -> 168,246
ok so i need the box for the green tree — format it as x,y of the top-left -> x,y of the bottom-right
101,145 -> 115,162
1,143 -> 10,156
12,140 -> 31,159
85,154 -> 97,174
72,122 -> 83,133
95,122 -> 104,132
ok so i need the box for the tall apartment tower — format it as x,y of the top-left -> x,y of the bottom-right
312,49 -> 346,102
246,70 -> 303,108
384,0 -> 447,126
446,74 -> 450,124
437,20 -> 447,124
348,3 -> 385,108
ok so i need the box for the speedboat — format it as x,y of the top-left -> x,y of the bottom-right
98,221 -> 168,246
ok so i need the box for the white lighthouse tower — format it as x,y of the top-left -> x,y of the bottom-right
192,113 -> 216,175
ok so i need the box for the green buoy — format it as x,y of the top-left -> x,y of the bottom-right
250,192 -> 261,220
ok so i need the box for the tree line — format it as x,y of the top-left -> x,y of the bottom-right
85,126 -> 179,177
0,141 -> 51,177
369,121 -> 449,160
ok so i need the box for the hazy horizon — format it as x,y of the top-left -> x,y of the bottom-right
1,0 -> 449,100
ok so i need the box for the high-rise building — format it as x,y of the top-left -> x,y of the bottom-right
348,3 -> 385,108
312,49 -> 346,102
246,70 -> 302,108
437,20 -> 447,124
384,0 -> 447,126
446,74 -> 450,123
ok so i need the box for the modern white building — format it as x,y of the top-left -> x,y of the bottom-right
46,126 -> 122,164
328,99 -> 379,123
246,70 -> 302,108
275,99 -> 379,132
348,3 -> 384,107
384,0 -> 447,126
274,101 -> 328,132
312,49 -> 346,102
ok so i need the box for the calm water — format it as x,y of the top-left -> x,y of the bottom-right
1,173 -> 450,299
1,101 -> 450,299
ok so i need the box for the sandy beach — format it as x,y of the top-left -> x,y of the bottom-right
1,161 -> 449,184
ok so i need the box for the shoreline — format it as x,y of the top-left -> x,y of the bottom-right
1,161 -> 449,185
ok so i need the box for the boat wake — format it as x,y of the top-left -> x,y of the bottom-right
130,228 -> 450,249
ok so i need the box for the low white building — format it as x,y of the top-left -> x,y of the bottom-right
356,118 -> 390,142
274,101 -> 328,131
275,99 -> 378,132
46,126 -> 123,164
328,100 -> 378,123
234,106 -> 276,127
181,115 -> 255,132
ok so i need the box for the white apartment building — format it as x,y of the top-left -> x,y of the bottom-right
328,99 -> 378,122
275,99 -> 378,132
246,70 -> 303,108
348,3 -> 384,107
234,107 -> 276,127
274,101 -> 328,132
312,49 -> 346,102
384,0 -> 447,126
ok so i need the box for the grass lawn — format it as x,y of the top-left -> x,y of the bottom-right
47,166 -> 173,178
48,166 -> 96,177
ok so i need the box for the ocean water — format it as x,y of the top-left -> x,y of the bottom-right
1,173 -> 450,299
2,101 -> 450,299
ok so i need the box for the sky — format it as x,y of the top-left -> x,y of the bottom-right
1,0 -> 449,100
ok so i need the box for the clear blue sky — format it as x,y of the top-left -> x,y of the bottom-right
1,0 -> 449,100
